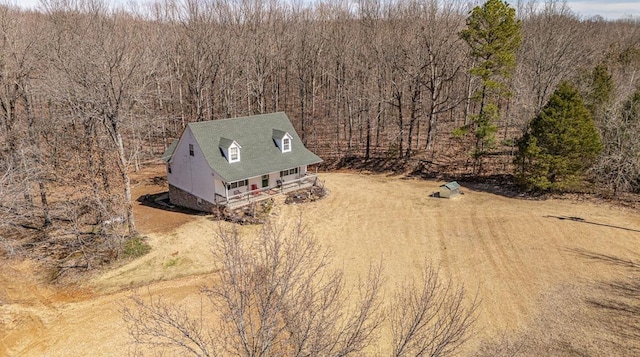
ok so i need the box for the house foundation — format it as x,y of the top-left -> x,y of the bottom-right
169,184 -> 217,212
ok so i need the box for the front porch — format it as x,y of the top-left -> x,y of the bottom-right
215,174 -> 321,209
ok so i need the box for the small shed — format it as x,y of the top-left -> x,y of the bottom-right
440,181 -> 460,199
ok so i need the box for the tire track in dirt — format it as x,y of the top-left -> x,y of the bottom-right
433,208 -> 452,276
484,214 -> 532,322
467,208 -> 534,331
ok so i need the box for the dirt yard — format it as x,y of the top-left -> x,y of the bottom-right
2,165 -> 640,356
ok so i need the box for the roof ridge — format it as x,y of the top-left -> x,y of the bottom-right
188,111 -> 286,126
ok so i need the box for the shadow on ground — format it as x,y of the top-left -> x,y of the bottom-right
476,248 -> 640,356
136,192 -> 208,216
546,215 -> 640,233
321,155 -> 524,199
576,248 -> 640,354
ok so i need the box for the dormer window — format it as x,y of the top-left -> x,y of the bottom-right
273,129 -> 293,153
220,137 -> 241,163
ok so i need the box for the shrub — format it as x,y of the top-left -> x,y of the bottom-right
122,236 -> 151,259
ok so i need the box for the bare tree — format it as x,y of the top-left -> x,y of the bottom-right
390,264 -> 478,357
593,88 -> 640,195
123,294 -> 216,356
43,0 -> 156,235
0,4 -> 54,229
0,155 -> 36,256
419,0 -> 467,155
123,219 -> 385,356
512,0 -> 599,135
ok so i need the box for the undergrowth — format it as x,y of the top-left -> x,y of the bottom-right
122,236 -> 151,259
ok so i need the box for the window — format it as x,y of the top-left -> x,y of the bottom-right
229,146 -> 239,162
282,137 -> 291,152
227,179 -> 248,190
220,139 -> 241,163
279,167 -> 299,177
189,144 -> 194,156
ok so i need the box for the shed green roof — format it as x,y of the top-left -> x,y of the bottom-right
169,112 -> 322,182
441,181 -> 460,190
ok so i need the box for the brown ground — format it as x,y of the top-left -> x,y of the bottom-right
2,164 -> 640,356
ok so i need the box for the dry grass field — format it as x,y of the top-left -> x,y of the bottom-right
2,165 -> 640,356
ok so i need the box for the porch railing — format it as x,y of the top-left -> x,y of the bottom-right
215,174 -> 319,208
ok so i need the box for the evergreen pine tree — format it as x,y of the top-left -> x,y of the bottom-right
516,81 -> 603,191
622,87 -> 640,122
460,0 -> 522,173
585,63 -> 614,121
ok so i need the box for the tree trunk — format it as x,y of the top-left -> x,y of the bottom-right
406,82 -> 420,160
474,84 -> 488,174
299,78 -> 306,144
425,100 -> 437,152
116,132 -> 136,236
396,91 -> 404,159
24,92 -> 51,227
107,116 -> 136,236
463,73 -> 473,126
39,181 -> 51,226
365,109 -> 371,161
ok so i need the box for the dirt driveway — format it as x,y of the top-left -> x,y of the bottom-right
2,168 -> 640,355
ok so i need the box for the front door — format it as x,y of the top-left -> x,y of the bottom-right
262,174 -> 269,188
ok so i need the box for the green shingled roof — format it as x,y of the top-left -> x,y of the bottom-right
218,137 -> 237,150
441,181 -> 460,190
168,112 -> 322,183
162,139 -> 178,162
272,129 -> 288,140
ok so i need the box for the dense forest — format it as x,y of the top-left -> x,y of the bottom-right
1,0 -> 639,270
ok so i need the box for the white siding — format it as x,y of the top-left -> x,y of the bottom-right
214,178 -> 226,200
167,127 -> 217,204
247,177 -> 262,192
268,173 -> 279,187
278,166 -> 307,182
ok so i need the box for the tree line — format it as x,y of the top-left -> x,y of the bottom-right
1,0 -> 640,266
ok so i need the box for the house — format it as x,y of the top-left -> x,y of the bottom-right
439,181 -> 461,199
162,112 -> 323,211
